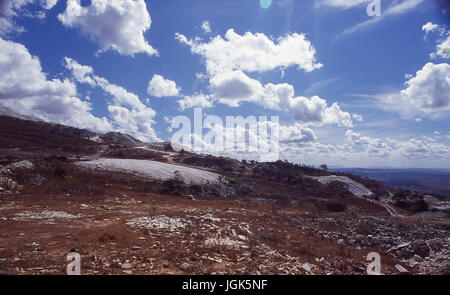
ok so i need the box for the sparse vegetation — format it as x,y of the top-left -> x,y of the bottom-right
158,170 -> 186,196
98,232 -> 117,244
392,190 -> 429,213
355,221 -> 376,236
326,202 -> 347,212
63,144 -> 96,154
53,162 -> 68,179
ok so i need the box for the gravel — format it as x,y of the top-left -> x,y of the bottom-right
6,160 -> 35,170
15,210 -> 80,220
127,215 -> 187,231
76,158 -> 220,184
0,177 -> 22,193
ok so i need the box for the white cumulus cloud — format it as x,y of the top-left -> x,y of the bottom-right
176,29 -> 323,75
0,37 -> 112,132
422,21 -> 439,34
147,75 -> 181,98
58,0 -> 157,56
64,57 -> 159,141
434,35 -> 450,59
0,0 -> 57,35
422,22 -> 449,59
209,70 -> 264,106
174,28 -> 355,126
377,62 -> 450,120
178,93 -> 213,111
261,83 -> 354,127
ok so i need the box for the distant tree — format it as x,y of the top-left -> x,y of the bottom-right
320,164 -> 328,172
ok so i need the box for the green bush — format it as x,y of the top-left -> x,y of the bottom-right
159,171 -> 186,195
53,162 -> 67,178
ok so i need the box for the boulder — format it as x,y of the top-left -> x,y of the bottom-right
412,242 -> 430,258
428,239 -> 443,252
301,262 -> 315,272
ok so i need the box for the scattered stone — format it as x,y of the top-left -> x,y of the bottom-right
270,265 -> 279,275
15,210 -> 80,220
0,167 -> 11,176
301,262 -> 314,272
414,255 -> 423,262
428,239 -> 443,252
204,238 -> 242,249
0,177 -> 22,193
6,160 -> 35,170
34,245 -> 44,252
237,235 -> 247,241
28,174 -> 45,185
127,215 -> 187,231
334,261 -> 346,272
395,264 -> 408,273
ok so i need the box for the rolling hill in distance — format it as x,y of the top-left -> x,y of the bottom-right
331,168 -> 450,198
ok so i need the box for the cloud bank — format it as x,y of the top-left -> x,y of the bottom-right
0,37 -> 112,132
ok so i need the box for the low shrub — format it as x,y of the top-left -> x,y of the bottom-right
326,202 -> 347,212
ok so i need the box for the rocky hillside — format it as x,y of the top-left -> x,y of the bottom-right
0,106 -> 43,122
0,109 -> 449,275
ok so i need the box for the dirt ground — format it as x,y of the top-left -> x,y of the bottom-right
0,164 -> 429,275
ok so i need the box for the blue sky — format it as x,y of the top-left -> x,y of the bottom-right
0,0 -> 449,168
